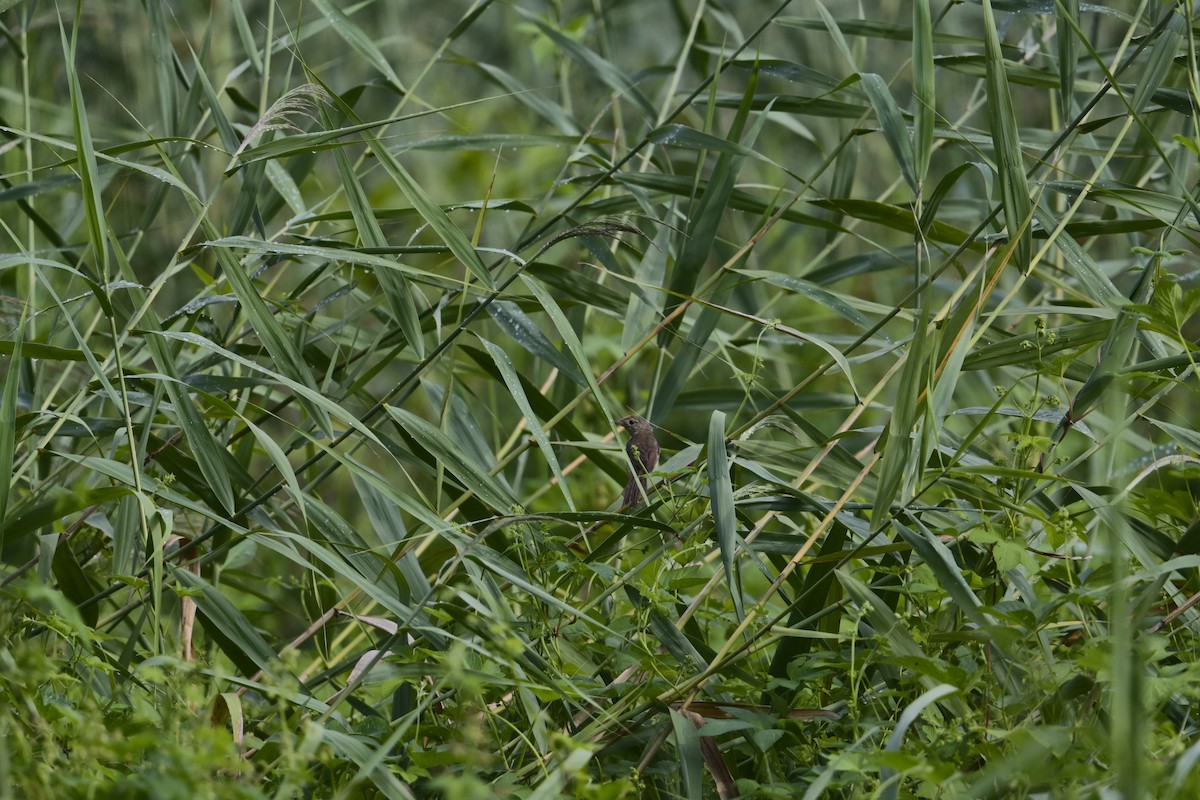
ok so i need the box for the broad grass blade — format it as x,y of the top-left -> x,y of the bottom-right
912,0 -> 935,184
670,707 -> 705,800
487,301 -> 584,386
1056,0 -> 1079,110
315,83 -> 496,290
708,411 -> 742,619
1131,10 -> 1185,115
173,567 -> 280,675
981,0 -> 1033,272
51,544 -> 100,627
385,406 -> 518,513
860,73 -> 918,194
325,104 -> 425,358
479,338 -> 576,512
873,313 -> 929,528
309,0 -> 404,89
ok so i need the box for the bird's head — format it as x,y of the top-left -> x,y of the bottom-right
616,415 -> 649,434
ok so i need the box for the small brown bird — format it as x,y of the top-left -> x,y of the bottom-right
617,415 -> 660,507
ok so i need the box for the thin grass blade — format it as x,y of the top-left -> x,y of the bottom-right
0,305 -> 25,536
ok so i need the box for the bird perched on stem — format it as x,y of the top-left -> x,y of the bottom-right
565,415 -> 661,549
617,415 -> 660,507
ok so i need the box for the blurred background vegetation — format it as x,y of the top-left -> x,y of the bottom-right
3,0 -> 1200,797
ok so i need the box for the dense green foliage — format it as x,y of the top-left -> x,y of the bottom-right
3,0 -> 1200,796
